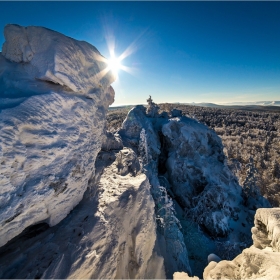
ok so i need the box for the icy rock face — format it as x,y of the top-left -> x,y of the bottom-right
2,24 -> 115,93
0,149 -> 165,279
119,106 -> 192,278
101,130 -> 123,151
203,208 -> 280,280
0,24 -> 115,247
162,117 -> 240,237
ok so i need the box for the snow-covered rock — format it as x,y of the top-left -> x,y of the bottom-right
119,102 -> 271,277
0,24 -> 115,247
203,208 -> 280,280
119,106 -> 192,278
173,271 -> 199,280
252,208 -> 280,252
101,130 -> 123,151
2,24 -> 115,94
162,117 -> 239,237
0,149 -> 165,279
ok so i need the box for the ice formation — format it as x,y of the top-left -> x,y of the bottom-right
0,24 -> 115,247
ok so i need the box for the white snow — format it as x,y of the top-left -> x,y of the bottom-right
2,24 -> 115,94
203,208 -> 280,280
252,208 -> 280,252
0,149 -> 165,279
0,24 -> 115,247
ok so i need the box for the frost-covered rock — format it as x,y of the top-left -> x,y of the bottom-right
203,208 -> 280,280
162,117 -> 269,238
119,100 -> 270,277
252,208 -> 280,252
119,106 -> 192,278
2,24 -> 115,94
101,130 -> 123,151
173,271 -> 199,280
0,149 -> 165,279
0,24 -> 115,247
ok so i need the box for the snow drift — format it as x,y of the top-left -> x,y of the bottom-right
0,24 -> 115,247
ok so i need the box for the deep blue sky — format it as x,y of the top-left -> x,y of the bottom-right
0,1 -> 279,105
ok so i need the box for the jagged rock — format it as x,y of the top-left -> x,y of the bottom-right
0,24 -> 115,247
203,208 -> 280,280
252,208 -> 280,252
101,131 -> 123,151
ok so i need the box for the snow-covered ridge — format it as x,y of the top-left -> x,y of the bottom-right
0,24 -> 115,247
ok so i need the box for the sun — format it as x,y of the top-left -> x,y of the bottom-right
107,53 -> 122,76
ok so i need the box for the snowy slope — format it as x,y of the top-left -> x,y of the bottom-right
0,24 -> 115,247
0,149 -> 165,279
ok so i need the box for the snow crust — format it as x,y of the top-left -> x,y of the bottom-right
0,24 -> 115,247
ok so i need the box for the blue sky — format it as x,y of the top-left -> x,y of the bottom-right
0,1 -> 279,106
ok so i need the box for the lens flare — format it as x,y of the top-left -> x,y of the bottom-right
107,53 -> 123,77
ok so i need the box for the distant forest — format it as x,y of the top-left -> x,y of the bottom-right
106,104 -> 280,207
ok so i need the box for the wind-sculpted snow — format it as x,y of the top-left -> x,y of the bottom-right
0,149 -> 165,279
0,24 -> 115,247
2,24 -> 115,94
203,208 -> 280,280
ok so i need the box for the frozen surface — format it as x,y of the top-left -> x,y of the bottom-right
204,208 -> 280,280
2,24 -> 115,94
0,24 -> 115,247
252,208 -> 280,252
203,246 -> 280,280
120,103 -> 270,278
0,149 -> 165,279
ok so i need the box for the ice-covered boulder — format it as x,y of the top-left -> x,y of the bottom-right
0,24 -> 115,247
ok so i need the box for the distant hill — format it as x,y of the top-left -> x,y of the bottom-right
220,101 -> 280,106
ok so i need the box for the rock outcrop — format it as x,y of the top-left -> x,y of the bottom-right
203,208 -> 280,280
0,24 -> 115,247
